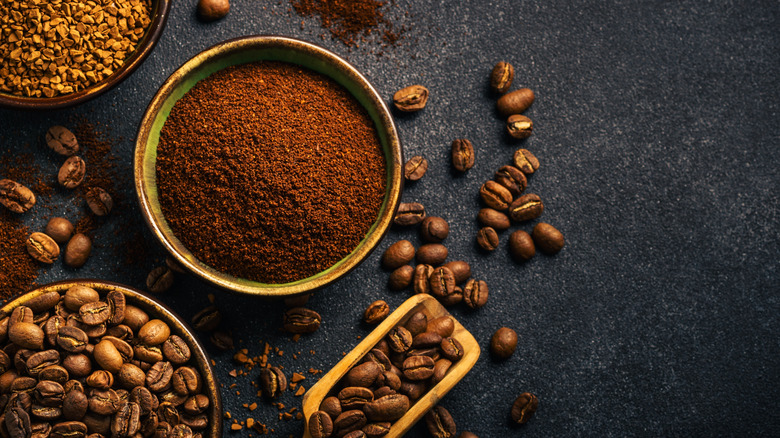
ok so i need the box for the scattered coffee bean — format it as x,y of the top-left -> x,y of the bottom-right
463,279 -> 489,309
388,265 -> 414,291
208,331 -> 234,351
146,266 -> 175,294
416,243 -> 448,266
497,88 -> 535,117
512,148 -> 540,175
507,114 -> 533,139
364,301 -> 390,325
258,366 -> 287,399
494,165 -> 527,197
191,306 -> 222,332
532,222 -> 565,255
490,61 -> 514,94
451,139 -> 475,172
442,261 -> 471,284
57,156 -> 86,189
0,178 -> 36,213
479,180 -> 513,211
44,217 -> 75,244
85,187 -> 113,216
508,230 -> 535,262
283,308 -> 321,334
420,216 -> 449,243
393,85 -> 429,112
393,202 -> 426,226
26,232 -> 60,264
197,0 -> 229,21
477,208 -> 511,231
308,410 -> 333,438
382,240 -> 415,270
403,155 -> 428,181
429,266 -> 456,299
511,392 -> 539,424
63,233 -> 92,268
476,227 -> 499,251
508,193 -> 544,222
45,126 -> 79,156
425,405 -> 457,438
490,327 -> 518,359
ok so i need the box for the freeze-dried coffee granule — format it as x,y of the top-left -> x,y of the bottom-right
0,211 -> 39,300
291,0 -> 402,47
156,61 -> 387,284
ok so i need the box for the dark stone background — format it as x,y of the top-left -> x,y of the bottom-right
1,0 -> 778,436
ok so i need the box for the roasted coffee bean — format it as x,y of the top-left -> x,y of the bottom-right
363,301 -> 390,325
190,306 -> 221,332
10,376 -> 36,394
157,401 -> 180,425
420,216 -> 449,244
58,156 -> 86,189
93,340 -> 123,373
62,390 -> 88,420
122,305 -> 149,333
139,320 -> 171,346
146,361 -> 174,392
26,350 -> 60,376
440,337 -> 464,362
377,370 -> 401,391
427,316 -> 455,338
319,396 -> 342,420
31,403 -> 62,420
82,412 -> 110,435
479,181 -> 513,211
34,380 -> 64,407
497,88 -> 535,117
163,336 -> 191,365
183,394 -> 209,416
512,148 -> 540,175
170,423 -> 193,438
364,349 -> 391,372
63,233 -> 92,268
442,261 -> 471,285
363,422 -> 392,438
425,405 -> 456,438
106,291 -> 125,326
338,386 -> 373,410
412,332 -> 443,349
490,61 -> 514,94
494,165 -> 527,197
532,222 -> 565,255
63,380 -> 84,394
86,370 -> 113,389
451,139 -> 475,172
508,230 -> 535,262
344,362 -> 382,388
508,194 -> 543,222
56,326 -> 88,353
105,324 -> 133,341
88,388 -> 120,415
402,355 -> 435,380
9,322 -> 44,350
46,126 -> 79,156
404,312 -> 427,337
333,410 -> 367,435
62,353 -> 91,378
0,179 -> 36,213
258,366 -> 287,399
381,240 -> 415,270
511,392 -> 539,424
64,286 -> 99,311
507,114 -> 533,139
147,267 -> 175,294
79,301 -> 110,326
102,337 -> 133,363
431,358 -> 452,385
26,232 -> 60,264
412,264 -> 434,295
372,385 -> 396,399
429,267 -> 456,299
134,344 -> 164,364
38,365 -> 69,384
463,279 -> 489,310
6,407 -> 33,437
440,287 -> 463,307
130,387 -> 159,415
416,244 -> 448,266
393,85 -> 429,112
477,209 -> 511,234
111,401 -> 141,437
490,327 -> 518,359
363,394 -> 410,422
343,430 -> 367,438
85,187 -> 112,216
172,367 -> 200,396
399,380 -> 427,401
476,227 -> 499,251
208,331 -> 234,352
45,217 -> 75,245
308,410 -> 333,438
386,327 -> 413,353
283,308 -> 321,334
51,420 -> 88,437
393,202 -> 426,226
403,156 -> 428,181
388,265 -> 414,291
9,305 -> 34,327
197,0 -> 230,21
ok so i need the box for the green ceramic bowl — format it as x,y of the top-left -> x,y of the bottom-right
135,35 -> 403,297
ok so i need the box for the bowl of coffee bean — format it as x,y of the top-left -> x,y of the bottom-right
0,280 -> 222,437
135,35 -> 404,296
301,294 -> 480,438
0,0 -> 171,110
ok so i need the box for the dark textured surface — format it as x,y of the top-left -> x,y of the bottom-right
1,1 -> 779,436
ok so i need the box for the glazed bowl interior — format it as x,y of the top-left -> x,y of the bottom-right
0,0 -> 171,110
0,279 -> 222,437
135,35 -> 403,297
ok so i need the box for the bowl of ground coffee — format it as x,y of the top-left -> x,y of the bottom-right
135,35 -> 403,296
0,0 -> 171,110
0,279 -> 222,436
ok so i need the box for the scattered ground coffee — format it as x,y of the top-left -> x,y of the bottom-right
291,0 -> 402,47
156,61 -> 387,284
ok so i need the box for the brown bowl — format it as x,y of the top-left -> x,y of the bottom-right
301,294 -> 480,438
0,279 -> 223,437
0,0 -> 171,110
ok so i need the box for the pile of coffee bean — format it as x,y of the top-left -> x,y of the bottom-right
0,284 -> 212,437
308,309 -> 463,438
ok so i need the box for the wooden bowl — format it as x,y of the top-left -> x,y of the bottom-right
301,294 -> 480,438
0,0 -> 171,110
1,279 -> 223,437
135,35 -> 404,297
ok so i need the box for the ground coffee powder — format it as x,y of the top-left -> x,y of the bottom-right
156,61 -> 387,284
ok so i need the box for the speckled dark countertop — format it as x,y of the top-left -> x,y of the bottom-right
1,1 -> 778,436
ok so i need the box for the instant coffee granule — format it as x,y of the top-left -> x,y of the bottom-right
156,61 -> 386,284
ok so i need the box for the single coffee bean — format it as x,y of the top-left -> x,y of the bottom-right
412,264 -> 434,295
163,335 -> 192,364
139,320 -> 171,346
89,388 -> 121,415
420,216 -> 449,243
403,156 -> 428,181
494,165 -> 527,198
93,340 -> 123,373
147,267 -> 175,294
79,301 -> 111,326
86,370 -> 114,389
85,187 -> 112,216
344,361 -> 382,388
451,139 -> 475,172
27,350 -> 60,376
58,156 -> 86,189
431,358 -> 452,385
509,230 -> 535,262
46,126 -> 79,156
507,114 -> 533,139
334,410 -> 368,435
388,265 -> 414,291
402,355 -> 435,380
63,233 -> 92,268
393,202 -> 426,226
283,308 -> 321,334
425,405 -> 456,438
377,371 -> 401,391
319,396 -> 342,419
183,394 -> 209,416
497,88 -> 535,117
532,222 -> 565,255
393,85 -> 429,112
122,305 -> 150,333
0,179 -> 36,213
476,227 -> 499,251
38,365 -> 69,383
170,423 -> 194,437
26,232 -> 60,264
190,306 -> 221,332
6,406 -> 32,437
386,326 -> 413,353
512,148 -> 540,175
197,0 -> 230,21
479,180 -> 513,211
105,290 -> 125,326
134,344 -> 164,364
364,349 -> 391,372
172,367 -> 200,396
56,326 -> 88,353
511,392 -> 539,424
112,401 -> 141,437
429,267 -> 456,299
363,394 -> 410,422
490,61 -> 514,94
63,353 -> 92,378
440,337 -> 464,362
363,301 -> 390,325
427,316 -> 455,338
62,390 -> 88,420
259,366 -> 287,399
416,243 -> 448,266
463,279 -> 489,310
381,240 -> 415,270
442,261 -> 471,284
64,285 -> 99,311
440,286 -> 463,307
399,380 -> 427,401
404,312 -> 427,337
338,386 -> 374,410
308,411 -> 333,438
343,430 -> 367,438
146,361 -> 174,392
508,193 -> 544,222
9,322 -> 44,349
117,363 -> 146,389
209,331 -> 234,352
412,332 -> 442,348
490,327 -> 518,359
157,401 -> 180,425
44,217 -> 75,245
363,422 -> 392,438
